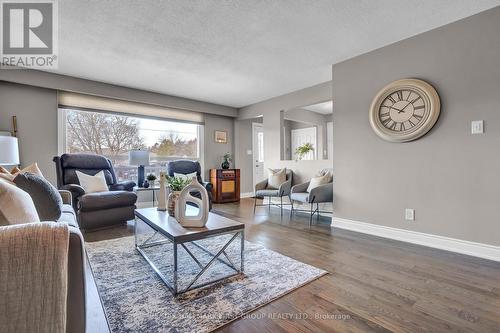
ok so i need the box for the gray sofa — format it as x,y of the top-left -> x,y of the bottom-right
53,154 -> 137,230
53,190 -> 87,333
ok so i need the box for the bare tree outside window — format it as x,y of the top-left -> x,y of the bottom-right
64,109 -> 200,181
66,110 -> 145,162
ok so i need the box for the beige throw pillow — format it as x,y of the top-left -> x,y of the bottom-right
0,179 -> 40,225
0,163 -> 45,183
267,168 -> 286,189
76,170 -> 109,193
307,174 -> 331,193
16,163 -> 44,178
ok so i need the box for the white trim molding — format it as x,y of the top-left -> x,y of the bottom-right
332,217 -> 500,262
240,192 -> 254,198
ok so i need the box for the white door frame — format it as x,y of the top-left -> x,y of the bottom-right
252,122 -> 264,190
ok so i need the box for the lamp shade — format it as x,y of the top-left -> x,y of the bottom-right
0,136 -> 20,165
128,150 -> 149,166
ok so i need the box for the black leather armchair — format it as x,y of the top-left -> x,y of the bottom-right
53,153 -> 137,230
167,160 -> 213,210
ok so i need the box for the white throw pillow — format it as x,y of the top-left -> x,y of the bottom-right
174,172 -> 197,181
307,174 -> 330,193
76,170 -> 109,193
267,168 -> 286,189
0,178 -> 40,225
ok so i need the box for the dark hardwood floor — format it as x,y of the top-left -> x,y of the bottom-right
84,199 -> 500,333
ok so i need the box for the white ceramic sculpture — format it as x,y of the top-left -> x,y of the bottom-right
175,177 -> 209,228
157,171 -> 167,211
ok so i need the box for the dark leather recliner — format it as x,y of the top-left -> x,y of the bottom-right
167,160 -> 213,210
53,153 -> 137,230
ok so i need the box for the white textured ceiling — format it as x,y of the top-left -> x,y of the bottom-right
54,0 -> 500,107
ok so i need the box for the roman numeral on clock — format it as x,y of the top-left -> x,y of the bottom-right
414,105 -> 425,110
387,96 -> 396,104
382,118 -> 391,126
410,96 -> 422,104
397,91 -> 403,101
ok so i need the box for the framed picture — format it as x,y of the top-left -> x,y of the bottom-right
215,130 -> 227,143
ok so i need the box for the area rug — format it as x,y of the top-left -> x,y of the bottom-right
86,235 -> 326,333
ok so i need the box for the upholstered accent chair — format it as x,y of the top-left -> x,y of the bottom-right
254,169 -> 293,216
53,153 -> 137,230
167,160 -> 213,210
290,169 -> 333,225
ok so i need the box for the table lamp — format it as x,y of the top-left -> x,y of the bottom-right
129,150 -> 149,187
0,136 -> 20,166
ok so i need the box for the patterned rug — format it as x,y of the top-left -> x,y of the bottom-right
86,235 -> 326,333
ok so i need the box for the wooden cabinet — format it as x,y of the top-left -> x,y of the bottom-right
210,169 -> 240,203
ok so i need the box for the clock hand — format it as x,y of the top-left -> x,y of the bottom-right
401,102 -> 412,111
390,106 -> 405,113
391,102 -> 412,114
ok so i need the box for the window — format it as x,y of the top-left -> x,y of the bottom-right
59,108 -> 202,182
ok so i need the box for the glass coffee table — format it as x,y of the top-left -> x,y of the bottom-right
134,207 -> 245,296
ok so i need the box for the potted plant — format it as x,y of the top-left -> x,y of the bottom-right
146,173 -> 157,187
295,142 -> 314,161
166,176 -> 191,217
221,152 -> 232,169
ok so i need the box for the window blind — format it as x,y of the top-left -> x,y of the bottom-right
58,91 -> 204,124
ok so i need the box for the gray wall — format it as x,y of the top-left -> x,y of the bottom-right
0,69 -> 237,117
234,117 -> 262,194
332,7 -> 500,246
203,113 -> 235,180
0,82 -> 58,184
238,81 -> 332,186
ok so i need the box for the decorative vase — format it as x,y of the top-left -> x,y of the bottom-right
168,191 -> 180,217
221,160 -> 230,169
157,172 -> 167,211
143,180 -> 150,188
175,177 -> 209,228
149,180 -> 155,187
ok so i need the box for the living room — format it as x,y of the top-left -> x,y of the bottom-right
1,1 -> 500,333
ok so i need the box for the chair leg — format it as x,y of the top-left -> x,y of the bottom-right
268,196 -> 271,212
280,196 -> 283,217
317,203 -> 320,221
253,196 -> 257,214
290,198 -> 294,218
309,203 -> 313,227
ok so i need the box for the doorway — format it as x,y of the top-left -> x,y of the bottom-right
252,123 -> 265,190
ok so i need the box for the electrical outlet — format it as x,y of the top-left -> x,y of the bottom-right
405,209 -> 415,221
471,120 -> 484,134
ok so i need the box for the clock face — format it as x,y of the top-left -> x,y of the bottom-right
369,79 -> 440,142
378,89 -> 427,133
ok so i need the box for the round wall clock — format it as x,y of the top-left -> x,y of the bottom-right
369,79 -> 440,142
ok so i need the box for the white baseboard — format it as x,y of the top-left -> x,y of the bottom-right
331,217 -> 500,262
240,192 -> 254,198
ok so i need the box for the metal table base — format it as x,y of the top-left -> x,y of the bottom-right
134,217 -> 245,296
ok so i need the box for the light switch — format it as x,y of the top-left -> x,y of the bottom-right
405,209 -> 415,221
246,149 -> 252,155
471,120 -> 484,134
